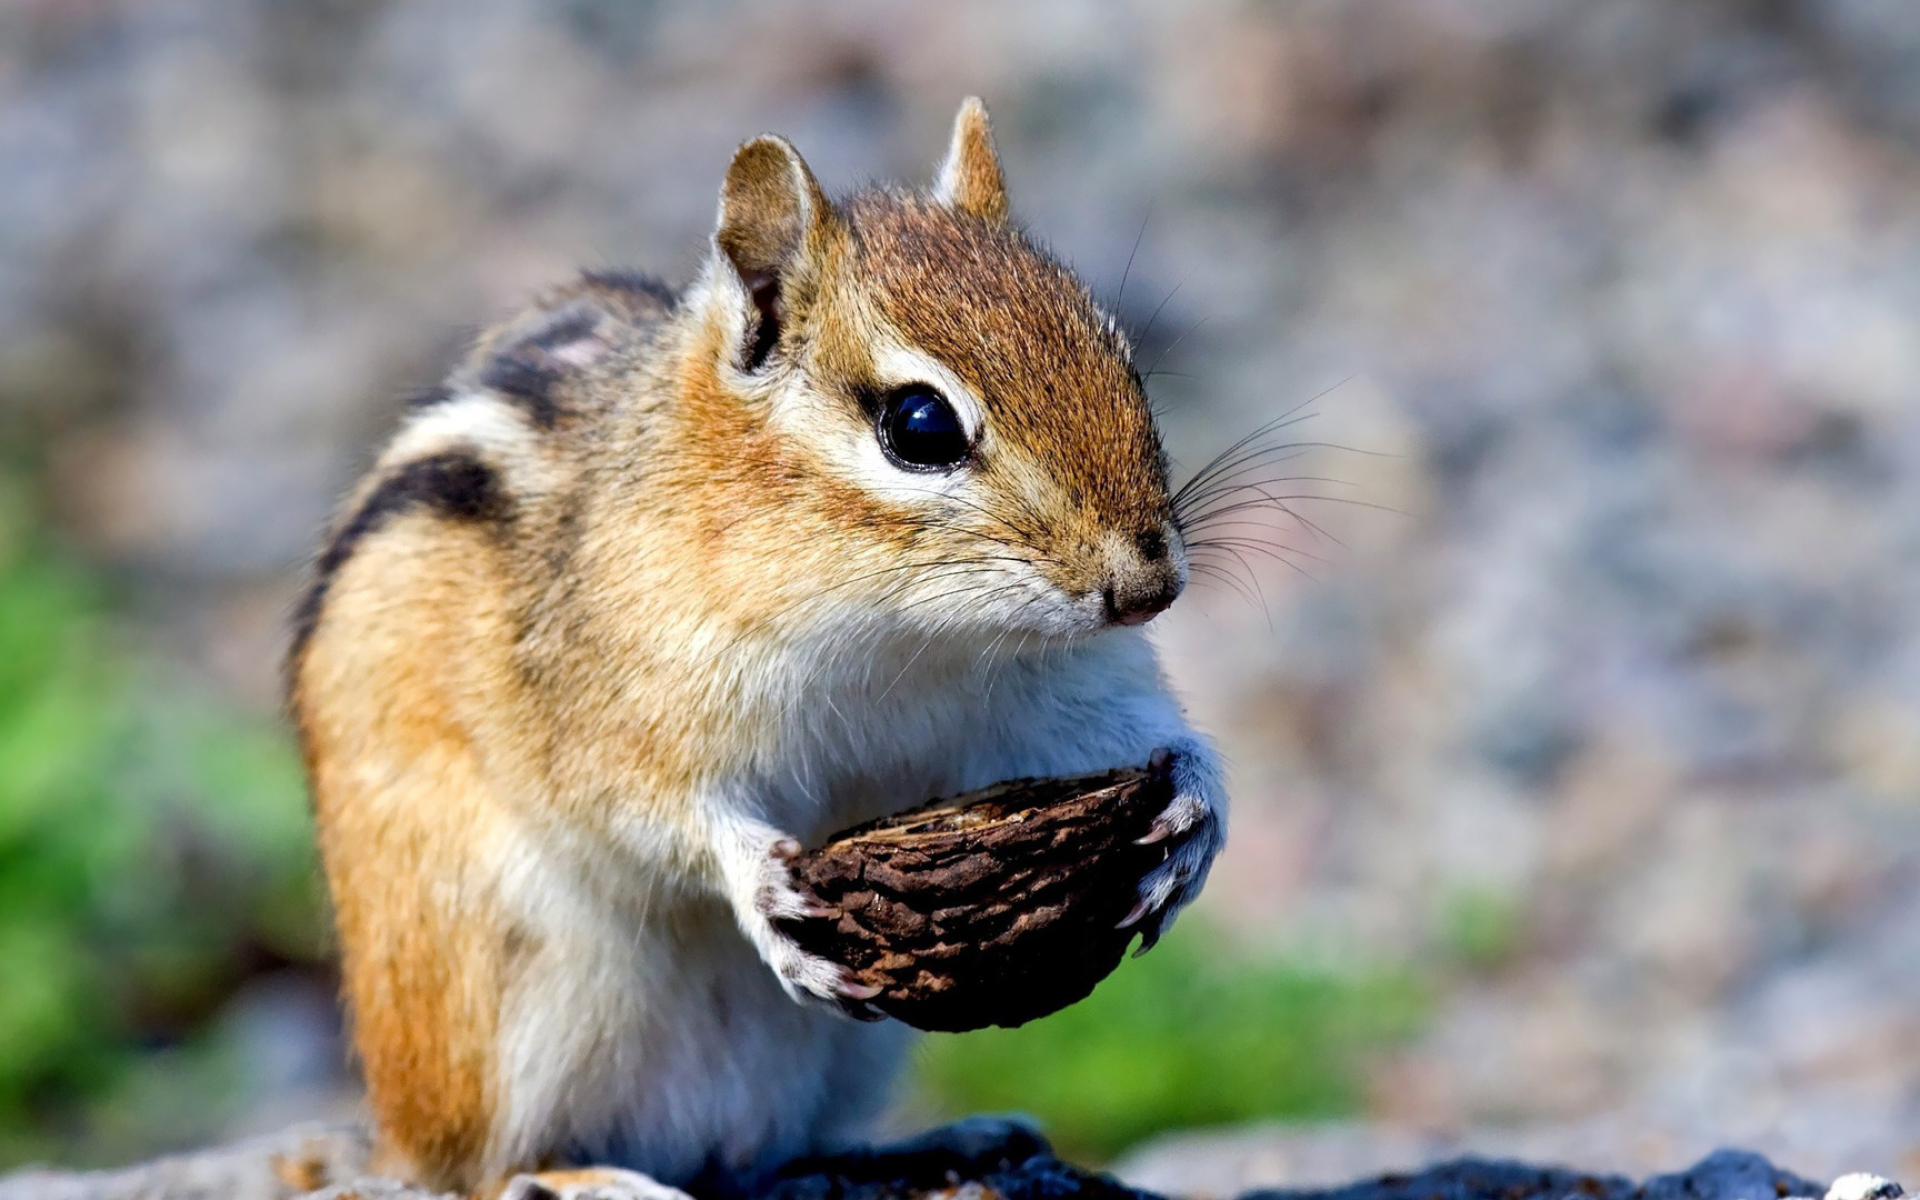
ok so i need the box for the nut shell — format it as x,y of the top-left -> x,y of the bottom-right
777,763 -> 1175,1032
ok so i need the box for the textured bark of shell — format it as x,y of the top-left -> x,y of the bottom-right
778,763 -> 1176,1032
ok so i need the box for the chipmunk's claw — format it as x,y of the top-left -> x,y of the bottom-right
1135,820 -> 1173,846
760,927 -> 888,1017
1125,742 -> 1226,952
751,842 -> 887,1019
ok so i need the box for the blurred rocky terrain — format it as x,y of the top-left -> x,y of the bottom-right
5,0 -> 1920,1181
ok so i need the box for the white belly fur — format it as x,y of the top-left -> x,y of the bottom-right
487,632 -> 1177,1185
490,877 -> 912,1185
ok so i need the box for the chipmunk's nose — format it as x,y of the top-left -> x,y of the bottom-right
1103,528 -> 1185,626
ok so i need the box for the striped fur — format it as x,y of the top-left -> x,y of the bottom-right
289,100 -> 1226,1199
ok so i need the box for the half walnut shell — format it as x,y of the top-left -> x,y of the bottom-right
777,762 -> 1176,1032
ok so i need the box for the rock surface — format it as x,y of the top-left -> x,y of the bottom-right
1114,1112 -> 1920,1198
0,1124 -> 1880,1200
0,1124 -> 372,1200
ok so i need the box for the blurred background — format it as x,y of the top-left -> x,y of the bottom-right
5,0 -> 1920,1186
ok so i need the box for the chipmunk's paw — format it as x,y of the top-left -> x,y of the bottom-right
1120,743 -> 1226,952
761,929 -> 886,1020
749,840 -> 886,1020
500,1167 -> 692,1200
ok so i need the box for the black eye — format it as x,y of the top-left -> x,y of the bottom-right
878,387 -> 971,471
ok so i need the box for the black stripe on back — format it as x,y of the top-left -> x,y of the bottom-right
479,353 -> 562,429
475,305 -> 609,430
404,384 -> 455,412
527,309 -> 599,350
287,451 -> 510,673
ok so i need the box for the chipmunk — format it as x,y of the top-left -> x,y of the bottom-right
288,99 -> 1227,1200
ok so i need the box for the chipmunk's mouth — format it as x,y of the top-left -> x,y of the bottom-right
1020,587 -> 1148,641
1102,574 -> 1182,626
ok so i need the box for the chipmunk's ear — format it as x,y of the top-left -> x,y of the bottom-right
715,135 -> 830,370
933,97 -> 1008,225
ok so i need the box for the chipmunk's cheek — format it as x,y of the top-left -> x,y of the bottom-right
1033,588 -> 1112,638
1018,561 -> 1115,638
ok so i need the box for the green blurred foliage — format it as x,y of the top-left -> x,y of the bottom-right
1438,885 -> 1525,972
915,922 -> 1426,1162
0,479 -> 322,1167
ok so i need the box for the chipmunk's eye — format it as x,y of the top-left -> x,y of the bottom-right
878,386 -> 970,471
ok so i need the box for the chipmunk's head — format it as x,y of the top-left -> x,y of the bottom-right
687,98 -> 1184,642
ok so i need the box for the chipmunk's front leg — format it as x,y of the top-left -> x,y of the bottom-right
1035,677 -> 1227,952
708,804 -> 885,1019
1124,733 -> 1228,951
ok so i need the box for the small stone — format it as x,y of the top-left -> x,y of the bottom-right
1826,1175 -> 1904,1200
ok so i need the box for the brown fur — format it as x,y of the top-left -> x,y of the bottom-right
851,196 -> 1170,573
290,99 -> 1185,1196
301,520 -> 519,1185
935,97 -> 1010,225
